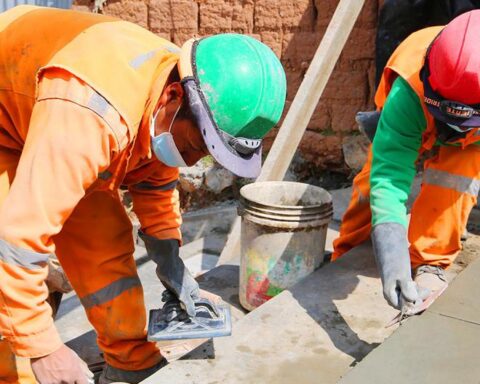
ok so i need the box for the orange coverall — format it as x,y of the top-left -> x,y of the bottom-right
0,6 -> 184,382
333,27 -> 480,269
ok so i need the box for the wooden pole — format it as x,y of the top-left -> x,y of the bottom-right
218,0 -> 366,265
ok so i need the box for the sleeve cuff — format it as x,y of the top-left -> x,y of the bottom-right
7,323 -> 63,358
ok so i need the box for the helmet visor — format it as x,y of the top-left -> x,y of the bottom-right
182,77 -> 262,178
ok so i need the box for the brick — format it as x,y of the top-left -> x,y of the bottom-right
281,32 -> 321,68
258,31 -> 282,57
356,0 -> 379,29
284,69 -> 304,101
309,101 -> 331,132
313,0 -> 337,28
298,130 -> 343,167
104,0 -> 148,29
254,0 -> 314,31
254,0 -> 282,30
172,30 -> 196,45
231,1 -> 254,33
149,0 -> 198,34
199,0 -> 253,34
340,27 -> 376,61
323,70 -> 368,100
330,100 -> 366,133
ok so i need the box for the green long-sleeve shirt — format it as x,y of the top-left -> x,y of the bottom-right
370,77 -> 426,228
370,76 -> 480,227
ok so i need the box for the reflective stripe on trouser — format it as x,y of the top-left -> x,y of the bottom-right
332,148 -> 373,260
333,145 -> 480,268
52,190 -> 162,371
408,145 -> 480,268
0,149 -> 36,384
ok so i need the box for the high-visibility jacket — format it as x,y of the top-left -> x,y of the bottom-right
333,26 -> 480,264
369,26 -> 480,228
0,5 -> 183,357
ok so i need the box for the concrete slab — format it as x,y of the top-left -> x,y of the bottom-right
142,241 -> 400,384
340,256 -> 480,383
429,257 -> 480,325
339,313 -> 480,383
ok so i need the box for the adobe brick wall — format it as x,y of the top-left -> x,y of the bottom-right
74,0 -> 381,171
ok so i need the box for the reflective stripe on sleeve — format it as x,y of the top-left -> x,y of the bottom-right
129,46 -> 180,70
423,168 -> 480,196
0,239 -> 49,270
80,276 -> 141,309
133,179 -> 178,191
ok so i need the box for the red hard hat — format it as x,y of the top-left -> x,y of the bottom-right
427,10 -> 480,105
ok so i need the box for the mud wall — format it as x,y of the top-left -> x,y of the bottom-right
74,0 -> 381,171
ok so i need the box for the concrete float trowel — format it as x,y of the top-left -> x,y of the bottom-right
139,232 -> 232,341
386,285 -> 448,327
147,290 -> 232,341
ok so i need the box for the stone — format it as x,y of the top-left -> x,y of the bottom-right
178,163 -> 207,193
342,135 -> 370,172
204,165 -> 235,194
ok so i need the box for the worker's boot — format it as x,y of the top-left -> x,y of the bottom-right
413,265 -> 448,294
98,359 -> 168,384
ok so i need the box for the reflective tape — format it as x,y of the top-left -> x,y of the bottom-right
423,168 -> 480,196
88,92 -> 109,118
80,276 -> 141,309
98,170 -> 113,181
129,49 -> 160,69
0,239 -> 49,270
133,179 -> 178,191
130,46 -> 180,70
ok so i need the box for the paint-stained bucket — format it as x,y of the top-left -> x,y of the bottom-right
238,181 -> 333,311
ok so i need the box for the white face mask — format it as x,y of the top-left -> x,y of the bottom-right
150,103 -> 187,168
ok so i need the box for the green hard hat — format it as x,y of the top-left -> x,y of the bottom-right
178,33 -> 287,178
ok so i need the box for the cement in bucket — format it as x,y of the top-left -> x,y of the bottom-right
238,181 -> 333,311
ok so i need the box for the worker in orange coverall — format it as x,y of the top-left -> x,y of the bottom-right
333,11 -> 480,311
0,5 -> 286,384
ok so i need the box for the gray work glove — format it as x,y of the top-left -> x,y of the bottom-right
139,231 -> 200,317
371,223 -> 429,310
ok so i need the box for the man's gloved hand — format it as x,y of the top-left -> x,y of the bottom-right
371,223 -> 430,309
31,344 -> 94,384
139,231 -> 199,317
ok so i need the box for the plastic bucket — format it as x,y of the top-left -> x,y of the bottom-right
238,181 -> 333,311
